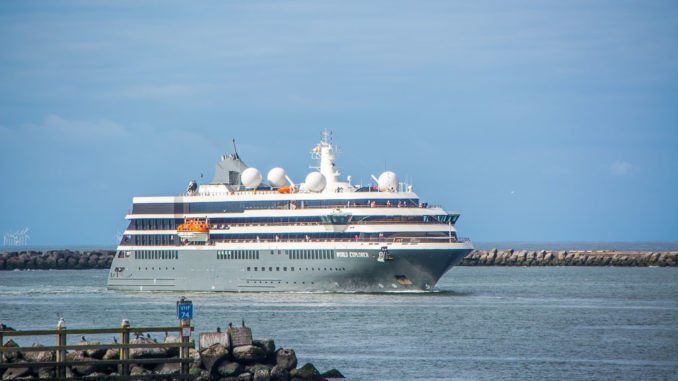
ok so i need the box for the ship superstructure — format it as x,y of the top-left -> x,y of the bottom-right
108,132 -> 473,292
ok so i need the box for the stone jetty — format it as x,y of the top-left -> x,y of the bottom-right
1,249 -> 677,271
0,250 -> 114,271
1,323 -> 344,381
459,249 -> 678,266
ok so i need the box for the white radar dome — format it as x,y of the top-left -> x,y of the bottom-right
304,171 -> 326,192
241,167 -> 262,189
267,167 -> 288,188
378,171 -> 399,192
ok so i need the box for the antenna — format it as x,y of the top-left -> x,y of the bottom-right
232,139 -> 240,160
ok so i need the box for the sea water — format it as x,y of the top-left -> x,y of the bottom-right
1,267 -> 677,380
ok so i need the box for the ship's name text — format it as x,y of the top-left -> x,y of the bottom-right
336,251 -> 369,258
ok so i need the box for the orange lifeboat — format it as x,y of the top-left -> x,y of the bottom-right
177,218 -> 210,242
277,186 -> 291,194
177,218 -> 209,232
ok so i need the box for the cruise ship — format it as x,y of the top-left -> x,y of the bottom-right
107,132 -> 473,292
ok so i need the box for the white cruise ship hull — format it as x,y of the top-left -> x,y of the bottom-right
108,241 -> 473,292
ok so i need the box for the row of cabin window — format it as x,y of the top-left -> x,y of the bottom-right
246,266 -> 346,272
288,249 -> 335,260
132,199 -> 421,214
248,266 -> 294,272
217,250 -> 260,260
134,250 -> 178,260
123,235 -> 177,246
127,214 -> 459,231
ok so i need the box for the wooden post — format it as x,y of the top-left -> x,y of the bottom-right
0,329 -> 4,367
55,318 -> 66,378
180,318 -> 190,380
120,319 -> 130,377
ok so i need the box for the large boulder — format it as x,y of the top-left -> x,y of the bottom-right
130,365 -> 151,376
23,342 -> 55,362
2,339 -> 22,362
217,361 -> 244,377
75,339 -> 107,359
154,361 -> 181,375
129,336 -> 167,359
253,367 -> 272,381
66,351 -> 97,376
38,366 -> 55,379
321,368 -> 344,378
270,365 -> 290,381
253,338 -> 276,356
103,347 -> 118,360
233,345 -> 266,364
164,334 -> 182,357
2,367 -> 32,380
275,349 -> 297,371
188,347 -> 201,369
290,363 -> 322,381
200,342 -> 229,370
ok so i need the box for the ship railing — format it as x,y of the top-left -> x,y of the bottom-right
204,237 -> 469,244
206,220 -> 453,229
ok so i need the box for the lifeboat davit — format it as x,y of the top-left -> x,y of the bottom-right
177,218 -> 210,242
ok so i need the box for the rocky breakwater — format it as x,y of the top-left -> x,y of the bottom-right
459,249 -> 678,266
1,322 -> 344,381
0,250 -> 114,271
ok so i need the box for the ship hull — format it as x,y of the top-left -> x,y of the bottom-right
107,243 -> 472,292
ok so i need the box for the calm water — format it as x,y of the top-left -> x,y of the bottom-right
1,267 -> 677,380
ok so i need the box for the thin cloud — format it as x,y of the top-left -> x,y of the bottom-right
609,160 -> 633,176
39,114 -> 127,141
109,84 -> 214,101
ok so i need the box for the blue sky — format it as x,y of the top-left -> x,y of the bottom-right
1,1 -> 676,246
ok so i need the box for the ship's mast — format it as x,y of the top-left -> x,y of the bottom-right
312,129 -> 339,190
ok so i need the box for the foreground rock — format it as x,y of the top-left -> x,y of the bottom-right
0,323 -> 343,381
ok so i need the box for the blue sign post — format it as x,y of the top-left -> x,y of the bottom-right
177,303 -> 193,319
176,297 -> 193,320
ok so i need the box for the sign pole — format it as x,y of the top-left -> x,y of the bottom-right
176,297 -> 193,379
